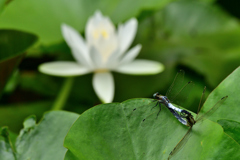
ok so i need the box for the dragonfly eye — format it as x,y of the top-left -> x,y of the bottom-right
153,92 -> 159,98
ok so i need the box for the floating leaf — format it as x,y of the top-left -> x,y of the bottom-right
201,66 -> 240,123
0,29 -> 37,96
218,119 -> 240,144
0,0 -> 173,44
64,95 -> 240,159
0,127 -> 15,160
0,111 -> 79,160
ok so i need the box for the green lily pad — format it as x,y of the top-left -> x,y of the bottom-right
0,29 -> 37,96
16,111 -> 79,160
179,29 -> 240,87
137,0 -> 240,88
0,127 -> 15,160
0,0 -> 173,44
0,0 -> 7,14
64,67 -> 240,159
64,99 -> 239,159
200,66 -> 240,123
161,0 -> 237,35
218,119 -> 240,144
0,111 -> 79,160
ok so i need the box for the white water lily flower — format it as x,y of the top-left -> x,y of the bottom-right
39,11 -> 164,103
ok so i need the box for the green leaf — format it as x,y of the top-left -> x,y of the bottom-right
0,127 -> 15,160
14,111 -> 79,160
161,0 -> 237,35
218,119 -> 240,144
180,29 -> 240,86
0,111 -> 79,160
64,97 -> 240,159
23,115 -> 36,129
136,0 -> 240,88
201,66 -> 240,123
0,0 -> 173,44
0,0 -> 7,14
0,29 -> 37,59
0,29 -> 37,96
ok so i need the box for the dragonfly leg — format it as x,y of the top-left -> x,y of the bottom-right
156,103 -> 162,118
151,99 -> 158,103
151,101 -> 159,110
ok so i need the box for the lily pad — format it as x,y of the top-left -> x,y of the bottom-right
64,98 -> 239,159
64,66 -> 240,159
0,127 -> 15,160
0,0 -> 173,44
201,66 -> 240,123
161,0 -> 237,35
0,111 -> 79,160
0,29 -> 37,96
218,119 -> 240,144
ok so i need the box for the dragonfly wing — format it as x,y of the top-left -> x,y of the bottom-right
168,127 -> 192,160
166,70 -> 185,100
170,81 -> 194,105
197,96 -> 228,122
196,86 -> 207,117
166,70 -> 194,106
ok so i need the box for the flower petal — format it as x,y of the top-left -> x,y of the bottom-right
114,60 -> 164,75
118,18 -> 138,56
93,72 -> 114,103
71,48 -> 92,68
61,24 -> 92,68
39,61 -> 91,77
119,44 -> 142,64
89,46 -> 103,69
105,48 -> 121,69
86,11 -> 118,63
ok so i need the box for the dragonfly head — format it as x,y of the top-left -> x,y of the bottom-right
153,92 -> 160,99
153,92 -> 168,105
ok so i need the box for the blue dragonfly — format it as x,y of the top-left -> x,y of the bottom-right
168,86 -> 228,160
133,70 -> 194,126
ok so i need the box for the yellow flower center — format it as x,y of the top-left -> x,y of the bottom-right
95,69 -> 109,73
93,29 -> 109,40
101,30 -> 109,39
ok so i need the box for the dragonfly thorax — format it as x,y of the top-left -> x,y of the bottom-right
153,92 -> 170,106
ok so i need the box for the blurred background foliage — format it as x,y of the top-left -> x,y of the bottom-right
0,0 -> 240,133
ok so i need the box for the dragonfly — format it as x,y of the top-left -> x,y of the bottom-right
133,70 -> 194,126
168,86 -> 228,160
151,91 -> 192,126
